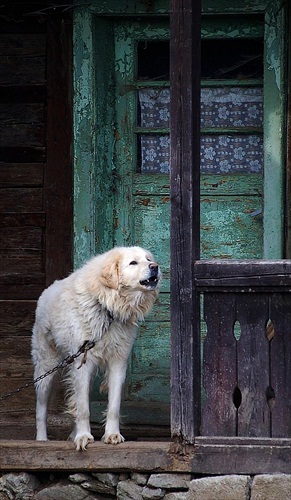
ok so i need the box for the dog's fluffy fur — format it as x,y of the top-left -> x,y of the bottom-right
31,246 -> 160,450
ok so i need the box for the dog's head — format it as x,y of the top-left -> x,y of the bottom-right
99,246 -> 161,292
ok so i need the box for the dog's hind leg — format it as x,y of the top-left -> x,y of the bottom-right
32,330 -> 61,441
35,371 -> 58,441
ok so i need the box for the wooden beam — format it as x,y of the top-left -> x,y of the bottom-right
1,439 -> 291,474
194,259 -> 291,290
45,13 -> 73,285
170,0 -> 201,443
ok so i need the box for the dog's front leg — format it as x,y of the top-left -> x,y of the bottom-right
102,358 -> 127,445
70,360 -> 95,451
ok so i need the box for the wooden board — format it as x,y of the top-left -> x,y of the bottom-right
269,293 -> 291,437
202,293 -> 237,435
1,439 -> 291,474
236,294 -> 270,437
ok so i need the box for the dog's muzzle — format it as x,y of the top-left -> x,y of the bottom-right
140,263 -> 160,289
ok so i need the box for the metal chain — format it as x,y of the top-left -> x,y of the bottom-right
0,340 -> 95,402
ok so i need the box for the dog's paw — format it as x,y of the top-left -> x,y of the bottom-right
102,432 -> 125,445
74,432 -> 94,451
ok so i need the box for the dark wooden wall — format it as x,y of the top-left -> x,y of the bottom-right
0,3 -> 73,439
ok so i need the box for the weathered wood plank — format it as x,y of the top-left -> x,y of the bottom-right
0,33 -> 45,86
202,293 -> 237,436
134,173 -> 262,196
1,439 -> 291,474
0,227 -> 42,251
236,294 -> 270,437
0,188 -> 43,212
0,16 -> 46,35
200,174 -> 263,196
0,213 -> 45,228
134,195 -> 170,268
0,335 -> 32,359
0,256 -> 43,275
0,33 -> 46,55
170,0 -> 201,443
0,104 -> 45,147
0,147 -> 46,163
132,321 -> 170,374
270,293 -> 291,437
201,195 -> 263,259
195,259 -> 291,277
0,56 -> 45,85
0,163 -> 44,187
0,85 -> 46,104
0,283 -> 44,301
90,401 -> 170,427
195,260 -> 291,289
0,412 -> 73,441
0,379 -> 35,411
0,302 -> 36,335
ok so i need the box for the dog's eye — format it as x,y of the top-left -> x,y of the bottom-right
129,261 -> 138,265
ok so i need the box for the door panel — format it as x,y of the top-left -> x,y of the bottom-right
89,9 -> 283,428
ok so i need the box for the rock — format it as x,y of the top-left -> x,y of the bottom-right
81,479 -> 116,496
35,481 -> 96,500
131,473 -> 149,486
69,473 -> 92,484
251,474 -> 291,500
0,472 -> 40,500
148,474 -> 191,490
142,486 -> 166,499
119,474 -> 130,482
117,479 -> 144,500
92,472 -> 119,487
188,475 -> 250,500
164,494 -> 188,500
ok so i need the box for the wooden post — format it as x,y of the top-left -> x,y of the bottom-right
170,0 -> 201,443
46,12 -> 73,285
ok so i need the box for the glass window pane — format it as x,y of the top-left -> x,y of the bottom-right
137,41 -> 169,80
201,39 -> 263,79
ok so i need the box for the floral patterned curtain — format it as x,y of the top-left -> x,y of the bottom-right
138,87 -> 263,173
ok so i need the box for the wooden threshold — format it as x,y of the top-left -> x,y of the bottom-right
1,438 -> 291,474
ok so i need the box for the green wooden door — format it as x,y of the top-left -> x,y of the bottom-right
73,1 -> 285,429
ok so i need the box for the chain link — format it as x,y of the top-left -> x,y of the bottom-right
0,340 -> 95,402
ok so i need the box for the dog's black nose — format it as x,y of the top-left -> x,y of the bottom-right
149,263 -> 159,275
149,263 -> 158,270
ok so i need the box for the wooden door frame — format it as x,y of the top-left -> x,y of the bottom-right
170,0 -> 201,443
46,13 -> 73,285
170,0 -> 289,445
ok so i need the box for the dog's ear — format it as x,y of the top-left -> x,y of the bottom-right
99,254 -> 120,289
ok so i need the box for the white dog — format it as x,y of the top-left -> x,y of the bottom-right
31,246 -> 160,450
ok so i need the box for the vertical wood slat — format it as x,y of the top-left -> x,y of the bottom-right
236,294 -> 270,437
170,0 -> 201,443
202,293 -> 237,436
270,293 -> 291,437
45,14 -> 73,286
284,2 -> 291,258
